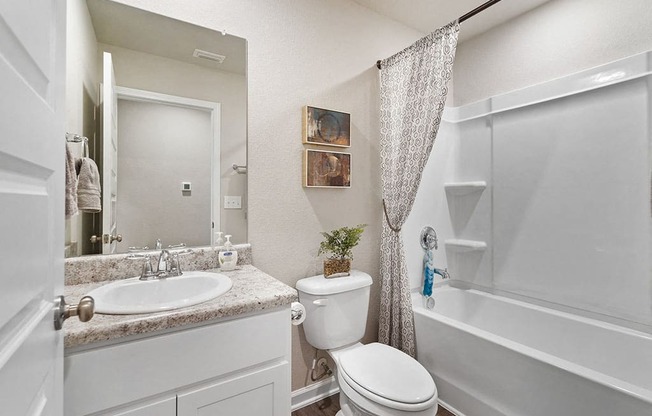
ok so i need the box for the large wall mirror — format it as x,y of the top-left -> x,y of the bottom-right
65,0 -> 247,257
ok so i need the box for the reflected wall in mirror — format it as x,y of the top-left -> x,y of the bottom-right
65,0 -> 247,257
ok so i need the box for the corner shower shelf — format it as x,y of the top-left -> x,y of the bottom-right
444,239 -> 487,252
444,181 -> 487,196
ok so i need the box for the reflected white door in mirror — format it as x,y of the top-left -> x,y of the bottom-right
115,86 -> 221,253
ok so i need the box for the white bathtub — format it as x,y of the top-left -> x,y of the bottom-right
412,284 -> 652,416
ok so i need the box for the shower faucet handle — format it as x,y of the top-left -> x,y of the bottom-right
420,226 -> 438,250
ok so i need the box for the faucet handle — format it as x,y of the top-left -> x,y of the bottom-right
129,254 -> 157,280
167,243 -> 186,249
142,255 -> 155,277
169,252 -> 182,276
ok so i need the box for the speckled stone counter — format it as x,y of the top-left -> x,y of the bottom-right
64,264 -> 297,349
65,244 -> 253,285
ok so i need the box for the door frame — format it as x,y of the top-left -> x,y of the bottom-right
114,87 -> 221,244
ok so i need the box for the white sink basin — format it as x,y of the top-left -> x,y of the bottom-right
87,271 -> 232,315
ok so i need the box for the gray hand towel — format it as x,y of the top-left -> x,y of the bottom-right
77,157 -> 102,213
65,143 -> 78,218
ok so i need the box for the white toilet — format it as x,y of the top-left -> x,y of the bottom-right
296,270 -> 438,416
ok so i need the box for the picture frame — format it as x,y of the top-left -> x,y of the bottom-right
302,106 -> 351,147
303,149 -> 351,188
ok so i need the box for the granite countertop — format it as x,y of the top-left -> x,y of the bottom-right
64,265 -> 298,349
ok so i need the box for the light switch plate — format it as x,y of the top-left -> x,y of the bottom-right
224,195 -> 242,209
181,182 -> 192,191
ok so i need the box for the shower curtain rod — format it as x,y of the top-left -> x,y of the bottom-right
376,0 -> 503,69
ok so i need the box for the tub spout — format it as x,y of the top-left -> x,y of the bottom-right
433,267 -> 450,280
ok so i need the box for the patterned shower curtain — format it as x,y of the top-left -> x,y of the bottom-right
378,21 -> 459,357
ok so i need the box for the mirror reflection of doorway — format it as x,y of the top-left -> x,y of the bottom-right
79,86 -> 102,255
116,89 -> 220,251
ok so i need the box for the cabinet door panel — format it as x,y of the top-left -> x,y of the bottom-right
178,362 -> 290,416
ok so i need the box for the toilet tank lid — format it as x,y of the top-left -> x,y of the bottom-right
296,270 -> 372,295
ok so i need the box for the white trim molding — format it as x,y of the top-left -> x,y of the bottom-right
290,376 -> 339,412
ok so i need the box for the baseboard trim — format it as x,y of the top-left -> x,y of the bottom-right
439,398 -> 465,416
291,376 -> 340,411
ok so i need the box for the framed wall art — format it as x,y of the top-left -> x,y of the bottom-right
303,149 -> 351,188
302,106 -> 351,147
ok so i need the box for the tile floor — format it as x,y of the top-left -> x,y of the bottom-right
291,394 -> 455,416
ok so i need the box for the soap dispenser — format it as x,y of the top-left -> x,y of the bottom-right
218,235 -> 238,271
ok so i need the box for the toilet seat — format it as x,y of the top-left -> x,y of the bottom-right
337,343 -> 437,412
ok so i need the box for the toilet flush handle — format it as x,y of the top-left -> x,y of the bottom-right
313,299 -> 329,306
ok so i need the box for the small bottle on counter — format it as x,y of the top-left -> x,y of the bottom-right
214,231 -> 225,248
218,235 -> 238,271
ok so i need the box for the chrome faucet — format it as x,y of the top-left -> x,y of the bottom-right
135,250 -> 182,280
157,249 -> 171,273
433,267 -> 450,280
128,248 -> 190,280
154,249 -> 183,278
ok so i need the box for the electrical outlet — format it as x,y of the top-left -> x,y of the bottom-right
224,195 -> 242,209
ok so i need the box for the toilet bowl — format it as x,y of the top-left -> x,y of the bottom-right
296,271 -> 438,416
331,343 -> 438,416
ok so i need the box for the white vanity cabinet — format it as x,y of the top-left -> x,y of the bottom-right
110,397 -> 176,416
177,362 -> 287,415
64,307 -> 291,416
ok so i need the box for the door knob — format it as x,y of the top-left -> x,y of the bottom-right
54,295 -> 95,330
110,234 -> 123,243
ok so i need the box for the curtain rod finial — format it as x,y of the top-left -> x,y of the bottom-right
376,60 -> 382,70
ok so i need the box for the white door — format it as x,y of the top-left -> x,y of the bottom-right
0,1 -> 66,415
101,52 -> 119,254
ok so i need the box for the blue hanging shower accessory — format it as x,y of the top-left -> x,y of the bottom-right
420,226 -> 439,308
423,249 -> 435,297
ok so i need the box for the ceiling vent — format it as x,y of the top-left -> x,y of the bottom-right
192,49 -> 226,64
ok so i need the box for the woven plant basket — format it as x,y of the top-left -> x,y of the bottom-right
323,258 -> 351,278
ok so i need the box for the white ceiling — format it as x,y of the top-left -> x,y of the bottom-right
86,0 -> 246,75
351,0 -> 551,41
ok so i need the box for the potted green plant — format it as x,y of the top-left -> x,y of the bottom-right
318,224 -> 366,277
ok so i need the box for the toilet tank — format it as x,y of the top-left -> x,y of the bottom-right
296,270 -> 373,350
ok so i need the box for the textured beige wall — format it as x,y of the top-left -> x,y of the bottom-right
113,0 -> 422,391
453,0 -> 652,106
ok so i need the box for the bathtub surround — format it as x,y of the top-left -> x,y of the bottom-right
378,21 -> 459,356
406,0 -> 652,325
407,50 -> 652,332
413,286 -> 652,415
